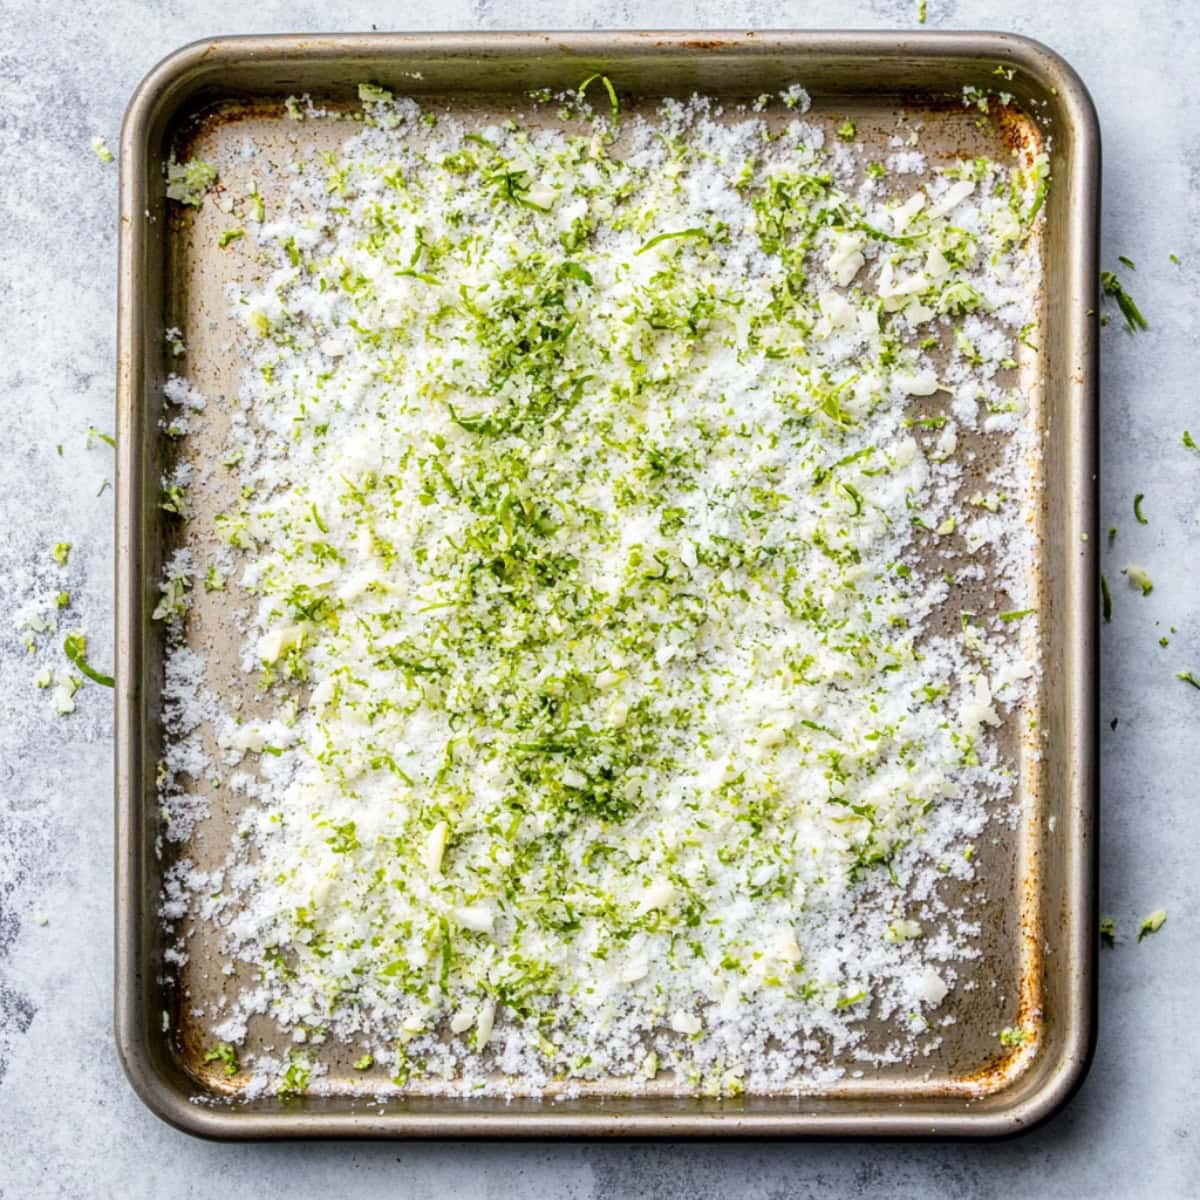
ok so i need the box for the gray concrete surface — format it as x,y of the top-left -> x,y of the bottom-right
0,0 -> 1195,1195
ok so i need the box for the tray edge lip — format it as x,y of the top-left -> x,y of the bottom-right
114,26 -> 1100,1141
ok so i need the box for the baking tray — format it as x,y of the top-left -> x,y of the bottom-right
115,30 -> 1099,1139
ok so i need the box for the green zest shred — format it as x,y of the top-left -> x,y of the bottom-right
1137,909 -> 1167,942
1100,270 -> 1148,334
635,228 -> 710,256
578,73 -> 620,122
165,156 -> 217,207
63,632 -> 114,688
203,1043 -> 241,1076
1123,565 -> 1153,596
279,1053 -> 311,1097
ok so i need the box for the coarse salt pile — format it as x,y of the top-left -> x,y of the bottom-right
158,82 -> 1046,1099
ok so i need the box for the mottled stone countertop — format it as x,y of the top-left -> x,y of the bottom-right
0,1 -> 1194,1195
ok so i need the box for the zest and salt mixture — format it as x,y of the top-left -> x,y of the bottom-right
159,82 -> 1047,1099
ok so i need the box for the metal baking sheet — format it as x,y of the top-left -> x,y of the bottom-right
115,30 -> 1098,1139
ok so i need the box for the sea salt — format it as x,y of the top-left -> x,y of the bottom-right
157,84 -> 1047,1099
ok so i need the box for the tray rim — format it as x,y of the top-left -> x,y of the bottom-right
115,27 -> 1099,1141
